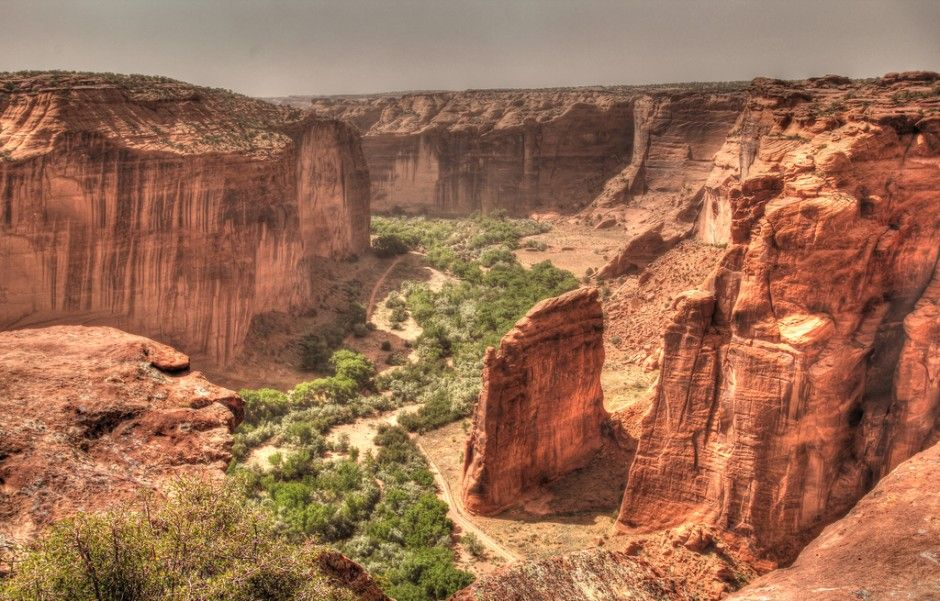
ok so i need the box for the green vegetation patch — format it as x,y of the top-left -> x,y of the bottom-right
1,479 -> 360,601
228,214 -> 578,600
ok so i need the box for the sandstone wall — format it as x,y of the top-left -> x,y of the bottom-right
617,73 -> 940,559
0,73 -> 370,365
728,440 -> 940,600
285,85 -> 746,216
461,287 -> 607,514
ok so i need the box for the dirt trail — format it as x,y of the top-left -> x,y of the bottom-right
415,441 -> 520,564
367,256 -> 405,318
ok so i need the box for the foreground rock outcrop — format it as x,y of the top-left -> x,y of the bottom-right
275,84 -> 745,216
450,549 -> 691,601
618,72 -> 940,560
0,325 -> 243,545
729,441 -> 940,600
0,72 -> 370,365
462,287 -> 607,514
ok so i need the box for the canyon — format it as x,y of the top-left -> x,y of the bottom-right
273,83 -> 745,219
449,72 -> 940,597
3,69 -> 939,600
0,72 -> 369,366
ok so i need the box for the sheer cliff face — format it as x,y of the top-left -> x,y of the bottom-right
729,441 -> 940,601
0,325 -> 243,545
291,85 -> 745,216
461,287 -> 607,515
0,73 -> 369,365
592,92 -> 745,278
618,73 -> 940,559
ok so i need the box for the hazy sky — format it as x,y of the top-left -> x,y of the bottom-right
2,0 -> 938,97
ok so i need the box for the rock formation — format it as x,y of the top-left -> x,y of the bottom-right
462,287 -> 607,514
0,325 -> 243,545
450,549 -> 692,601
274,84 -> 745,216
729,440 -> 940,600
617,72 -> 940,560
0,72 -> 370,365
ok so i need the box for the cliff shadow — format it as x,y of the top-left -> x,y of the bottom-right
203,251 -> 442,391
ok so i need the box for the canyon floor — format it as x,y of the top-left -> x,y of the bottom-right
227,217 -> 728,582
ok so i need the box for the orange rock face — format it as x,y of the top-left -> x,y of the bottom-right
450,549 -> 693,601
728,441 -> 940,600
0,325 -> 243,545
461,287 -> 607,514
0,72 -> 370,365
276,85 -> 745,216
618,73 -> 940,560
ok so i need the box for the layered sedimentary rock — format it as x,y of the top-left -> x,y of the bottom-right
450,549 -> 691,601
274,84 -> 745,216
729,441 -> 940,600
0,325 -> 243,545
461,287 -> 607,514
591,92 -> 745,278
0,72 -> 369,365
618,72 -> 940,560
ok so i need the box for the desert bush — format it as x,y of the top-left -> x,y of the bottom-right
0,479 -> 355,601
372,233 -> 411,258
462,532 -> 485,558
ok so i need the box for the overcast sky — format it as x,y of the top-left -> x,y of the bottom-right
2,0 -> 938,97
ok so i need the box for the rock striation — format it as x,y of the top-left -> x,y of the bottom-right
617,72 -> 940,560
728,440 -> 940,600
450,549 -> 692,601
0,325 -> 243,546
0,72 -> 370,365
275,84 -> 746,216
461,287 -> 607,514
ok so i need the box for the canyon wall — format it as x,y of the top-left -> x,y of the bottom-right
0,72 -> 369,365
729,440 -> 940,600
617,72 -> 940,559
275,84 -> 745,216
0,325 -> 243,545
461,287 -> 607,514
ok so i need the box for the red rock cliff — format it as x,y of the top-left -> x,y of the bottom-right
617,73 -> 940,559
728,440 -> 940,600
275,84 -> 745,216
0,72 -> 370,365
461,287 -> 607,514
0,325 -> 243,545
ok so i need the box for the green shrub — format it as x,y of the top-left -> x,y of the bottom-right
372,233 -> 411,258
330,349 -> 375,389
241,388 -> 291,426
385,352 -> 407,366
0,479 -> 356,601
462,532 -> 485,558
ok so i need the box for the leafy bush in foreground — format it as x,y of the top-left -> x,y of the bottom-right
1,479 -> 357,601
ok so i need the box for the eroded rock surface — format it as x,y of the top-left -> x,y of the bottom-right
461,287 -> 607,514
729,441 -> 940,600
275,84 -> 745,216
0,72 -> 370,365
618,72 -> 940,560
450,549 -> 692,601
0,325 -> 243,545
